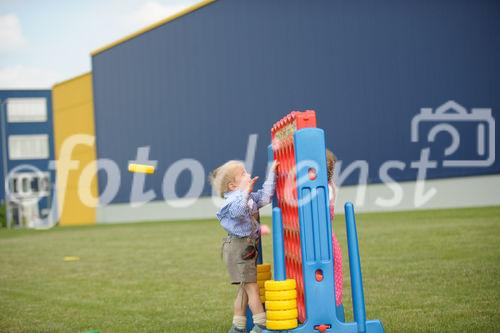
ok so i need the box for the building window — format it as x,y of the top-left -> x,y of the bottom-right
6,98 -> 47,123
40,175 -> 50,192
7,172 -> 50,196
8,134 -> 49,160
22,177 -> 29,193
11,178 -> 18,194
31,177 -> 39,192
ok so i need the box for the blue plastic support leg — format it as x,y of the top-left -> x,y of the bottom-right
272,207 -> 286,281
268,143 -> 287,281
247,206 -> 265,332
246,145 -> 280,333
246,306 -> 254,332
345,202 -> 367,333
336,304 -> 346,322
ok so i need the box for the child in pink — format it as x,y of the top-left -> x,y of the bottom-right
327,149 -> 343,306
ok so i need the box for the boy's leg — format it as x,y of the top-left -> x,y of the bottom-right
230,285 -> 248,332
243,282 -> 264,314
243,282 -> 266,330
234,285 -> 249,316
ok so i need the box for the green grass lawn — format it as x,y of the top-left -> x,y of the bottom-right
1,206 -> 499,333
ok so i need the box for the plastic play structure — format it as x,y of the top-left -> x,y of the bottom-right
128,110 -> 385,332
250,111 -> 384,333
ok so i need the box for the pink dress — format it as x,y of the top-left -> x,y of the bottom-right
329,179 -> 343,306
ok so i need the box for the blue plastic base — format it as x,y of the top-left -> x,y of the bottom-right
261,319 -> 384,333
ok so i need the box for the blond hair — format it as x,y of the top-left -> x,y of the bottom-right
209,160 -> 245,197
326,149 -> 337,182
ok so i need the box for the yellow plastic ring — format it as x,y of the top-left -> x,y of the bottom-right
257,263 -> 271,273
257,271 -> 272,281
266,319 -> 298,330
266,308 -> 298,320
265,299 -> 297,311
265,279 -> 296,291
265,289 -> 297,301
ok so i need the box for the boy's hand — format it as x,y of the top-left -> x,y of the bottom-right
271,160 -> 279,172
270,160 -> 279,182
246,176 -> 259,193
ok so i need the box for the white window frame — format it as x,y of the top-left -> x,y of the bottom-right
7,172 -> 50,198
6,98 -> 47,123
8,134 -> 50,160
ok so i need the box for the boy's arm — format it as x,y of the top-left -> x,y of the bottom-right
251,162 -> 277,208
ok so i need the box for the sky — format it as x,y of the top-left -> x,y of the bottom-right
0,0 -> 202,89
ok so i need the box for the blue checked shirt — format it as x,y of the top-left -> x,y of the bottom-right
216,169 -> 276,239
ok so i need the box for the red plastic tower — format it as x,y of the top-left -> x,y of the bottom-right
271,110 -> 317,323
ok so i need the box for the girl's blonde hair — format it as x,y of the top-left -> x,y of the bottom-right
326,149 -> 337,182
209,160 -> 244,197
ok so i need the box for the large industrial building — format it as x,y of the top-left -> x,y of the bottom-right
2,0 -> 500,227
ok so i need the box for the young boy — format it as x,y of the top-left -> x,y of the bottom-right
210,160 -> 277,333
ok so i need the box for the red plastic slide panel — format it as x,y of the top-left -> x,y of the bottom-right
271,110 -> 316,323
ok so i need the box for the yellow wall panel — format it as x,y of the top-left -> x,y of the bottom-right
52,73 -> 98,226
55,186 -> 97,226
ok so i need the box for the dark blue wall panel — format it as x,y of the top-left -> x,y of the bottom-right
0,90 -> 55,203
92,0 -> 500,204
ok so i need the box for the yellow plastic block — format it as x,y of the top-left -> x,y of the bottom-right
266,319 -> 298,330
258,280 -> 266,288
265,279 -> 296,291
257,271 -> 272,281
128,163 -> 155,174
257,263 -> 271,273
265,299 -> 297,311
260,295 -> 266,303
265,289 -> 297,301
266,308 -> 298,321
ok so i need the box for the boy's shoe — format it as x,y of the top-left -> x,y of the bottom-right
228,324 -> 246,333
250,324 -> 266,333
